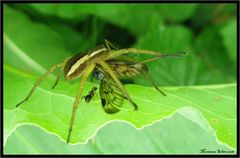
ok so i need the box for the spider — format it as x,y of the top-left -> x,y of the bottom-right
15,39 -> 187,143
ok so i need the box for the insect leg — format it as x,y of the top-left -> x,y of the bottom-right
15,62 -> 65,108
98,61 -> 138,110
67,64 -> 95,143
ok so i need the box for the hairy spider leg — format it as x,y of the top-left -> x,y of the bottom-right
107,48 -> 187,60
139,52 -> 188,64
15,62 -> 65,108
67,64 -> 96,143
98,61 -> 138,111
104,39 -> 137,62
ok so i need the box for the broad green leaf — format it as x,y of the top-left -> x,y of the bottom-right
4,125 -> 100,154
4,64 -> 236,148
4,108 -> 236,154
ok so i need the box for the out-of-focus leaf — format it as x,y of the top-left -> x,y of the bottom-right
44,21 -> 88,53
29,3 -> 89,20
194,26 -> 236,84
190,4 -> 236,32
134,17 -> 194,86
4,5 -> 72,75
10,4 -> 90,53
220,19 -> 236,61
29,4 -> 163,36
155,4 -> 198,22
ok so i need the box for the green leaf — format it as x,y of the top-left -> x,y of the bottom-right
190,4 -> 236,34
4,5 -> 72,75
155,4 -> 198,22
220,19 -> 236,61
44,21 -> 87,54
194,26 -> 236,84
134,18 -> 195,86
4,64 -> 236,148
11,4 -> 90,53
4,107 -> 236,154
29,3 -> 163,36
4,125 -> 100,154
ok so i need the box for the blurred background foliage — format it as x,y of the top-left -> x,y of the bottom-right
4,3 -> 237,154
4,3 -> 236,85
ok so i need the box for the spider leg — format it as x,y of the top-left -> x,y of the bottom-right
107,48 -> 187,60
130,61 -> 166,96
15,62 -> 65,108
104,39 -> 117,50
139,52 -> 188,64
144,72 -> 166,96
51,69 -> 62,89
98,61 -> 138,111
67,64 -> 95,143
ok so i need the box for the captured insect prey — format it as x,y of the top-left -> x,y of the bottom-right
93,67 -> 127,114
82,87 -> 98,103
15,39 -> 187,143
